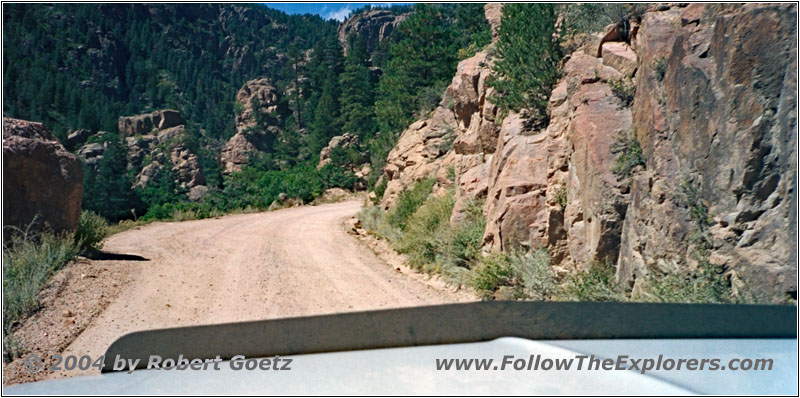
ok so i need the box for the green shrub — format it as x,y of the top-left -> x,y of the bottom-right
471,252 -> 516,299
387,178 -> 436,230
654,57 -> 667,81
611,131 -> 645,178
609,77 -> 635,108
446,199 -> 485,268
357,205 -> 401,242
397,193 -> 455,270
634,261 -> 734,304
512,248 -> 557,301
471,248 -> 558,301
555,185 -> 568,211
75,211 -> 108,252
559,262 -> 627,302
3,232 -> 78,341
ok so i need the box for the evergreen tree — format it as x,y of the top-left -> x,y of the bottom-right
374,4 -> 460,135
338,35 -> 376,140
488,4 -> 561,124
82,136 -> 144,221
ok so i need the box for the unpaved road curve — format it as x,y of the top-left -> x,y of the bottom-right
56,200 -> 472,377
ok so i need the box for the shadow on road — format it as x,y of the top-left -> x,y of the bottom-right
84,251 -> 150,261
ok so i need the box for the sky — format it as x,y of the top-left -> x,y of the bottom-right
263,3 -> 411,21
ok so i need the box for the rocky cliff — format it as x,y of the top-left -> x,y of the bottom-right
379,3 -> 797,303
337,9 -> 409,55
78,109 -> 207,200
221,78 -> 285,173
3,117 -> 83,236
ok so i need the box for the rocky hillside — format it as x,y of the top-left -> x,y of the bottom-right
378,3 -> 797,303
337,8 -> 409,55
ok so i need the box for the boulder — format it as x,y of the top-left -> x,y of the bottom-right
381,50 -> 499,211
234,78 -> 282,135
65,129 -> 92,150
317,133 -> 362,169
3,117 -> 83,236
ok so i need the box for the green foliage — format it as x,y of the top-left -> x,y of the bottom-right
3,230 -> 78,344
3,4 -> 334,141
609,77 -> 635,108
556,4 -> 649,46
634,261 -> 734,304
471,248 -> 557,301
559,262 -> 627,302
654,57 -> 667,82
75,211 -> 108,252
374,4 -> 461,135
338,35 -> 377,140
611,131 -> 645,178
447,199 -> 485,269
396,193 -> 455,270
488,4 -> 562,124
471,253 -> 517,299
555,185 -> 568,211
386,177 -> 436,230
82,135 -> 145,222
138,160 -> 185,211
357,205 -> 401,243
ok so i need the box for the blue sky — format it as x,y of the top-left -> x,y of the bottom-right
263,3 -> 410,21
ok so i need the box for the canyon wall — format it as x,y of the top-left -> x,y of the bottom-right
379,3 -> 797,303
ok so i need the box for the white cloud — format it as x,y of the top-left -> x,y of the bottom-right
324,5 -> 352,22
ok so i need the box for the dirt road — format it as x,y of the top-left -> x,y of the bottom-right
36,200 -> 470,378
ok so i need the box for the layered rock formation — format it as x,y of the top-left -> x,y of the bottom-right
337,9 -> 408,55
221,78 -> 284,173
3,117 -> 83,236
380,3 -> 797,302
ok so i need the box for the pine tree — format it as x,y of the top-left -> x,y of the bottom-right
82,136 -> 143,221
374,4 -> 460,135
338,35 -> 376,140
488,4 -> 562,124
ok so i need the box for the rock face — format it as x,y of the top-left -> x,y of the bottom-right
3,117 -> 83,236
221,78 -> 284,173
317,133 -> 362,169
483,3 -> 503,39
380,4 -> 796,303
482,51 -> 631,269
116,111 -> 206,198
380,49 -> 499,214
118,109 -> 184,137
338,9 -> 408,55
618,3 -> 797,302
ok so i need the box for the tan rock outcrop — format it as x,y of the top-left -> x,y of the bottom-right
483,51 -> 631,267
379,3 -> 796,303
118,111 -> 206,196
380,49 -> 499,212
3,117 -> 83,236
222,78 -> 283,173
118,109 -> 184,137
484,4 -> 503,39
